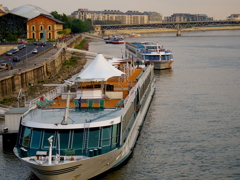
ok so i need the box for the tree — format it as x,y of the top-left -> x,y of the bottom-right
63,29 -> 71,35
57,31 -> 63,35
50,11 -> 94,33
6,33 -> 18,41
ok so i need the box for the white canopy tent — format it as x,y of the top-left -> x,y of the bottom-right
76,53 -> 125,81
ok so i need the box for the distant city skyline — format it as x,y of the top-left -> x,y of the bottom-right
1,0 -> 239,20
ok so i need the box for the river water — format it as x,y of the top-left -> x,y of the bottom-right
1,30 -> 240,179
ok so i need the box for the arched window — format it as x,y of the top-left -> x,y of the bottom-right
40,26 -> 43,31
32,26 -> 35,31
48,26 -> 51,30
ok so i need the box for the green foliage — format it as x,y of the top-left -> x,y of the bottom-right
0,97 -> 11,104
74,39 -> 86,49
50,11 -> 94,33
47,39 -> 56,42
63,56 -> 78,66
6,33 -> 18,41
57,31 -> 63,34
63,28 -> 71,35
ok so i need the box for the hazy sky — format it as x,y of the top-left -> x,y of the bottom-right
1,0 -> 240,20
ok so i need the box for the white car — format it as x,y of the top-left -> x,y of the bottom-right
0,63 -> 9,69
32,48 -> 38,54
13,47 -> 20,52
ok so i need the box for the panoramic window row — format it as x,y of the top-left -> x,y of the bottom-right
19,124 -> 120,152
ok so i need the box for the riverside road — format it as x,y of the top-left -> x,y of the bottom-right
0,43 -> 59,79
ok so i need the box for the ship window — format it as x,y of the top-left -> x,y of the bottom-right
101,126 -> 111,147
21,127 -> 32,147
162,55 -> 166,60
42,130 -> 56,149
57,130 -> 71,149
72,129 -> 83,149
112,124 -> 119,147
30,129 -> 42,148
88,128 -> 100,148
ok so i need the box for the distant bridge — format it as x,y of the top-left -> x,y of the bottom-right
95,20 -> 240,36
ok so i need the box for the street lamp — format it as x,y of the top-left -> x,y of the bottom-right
26,42 -> 27,60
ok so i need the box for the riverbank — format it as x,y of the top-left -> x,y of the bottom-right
0,40 -> 89,107
101,26 -> 240,35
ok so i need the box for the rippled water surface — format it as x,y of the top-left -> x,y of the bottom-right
1,30 -> 240,180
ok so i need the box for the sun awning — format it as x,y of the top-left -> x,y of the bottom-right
76,54 -> 125,81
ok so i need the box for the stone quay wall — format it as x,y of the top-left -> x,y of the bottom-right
0,36 -> 83,100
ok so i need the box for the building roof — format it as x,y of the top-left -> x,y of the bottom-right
126,11 -> 145,15
0,9 -> 5,14
28,13 -> 64,24
5,107 -> 29,115
10,4 -> 52,19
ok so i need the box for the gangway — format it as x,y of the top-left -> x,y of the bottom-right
66,48 -> 117,59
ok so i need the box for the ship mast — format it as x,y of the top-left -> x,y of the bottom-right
62,84 -> 71,125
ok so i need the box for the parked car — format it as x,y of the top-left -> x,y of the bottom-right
18,44 -> 24,50
18,41 -> 27,44
13,47 -> 19,52
6,50 -> 14,56
5,49 -> 17,56
12,56 -> 20,62
11,49 -> 18,54
21,44 -> 26,48
32,48 -> 38,54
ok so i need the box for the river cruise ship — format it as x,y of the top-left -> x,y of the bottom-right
125,42 -> 174,70
14,53 -> 155,180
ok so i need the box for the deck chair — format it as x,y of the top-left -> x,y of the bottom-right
88,100 -> 93,108
99,100 -> 105,108
44,98 -> 54,105
37,101 -> 48,107
73,100 -> 79,107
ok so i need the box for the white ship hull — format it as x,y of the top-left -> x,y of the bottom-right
14,78 -> 155,180
152,60 -> 173,70
125,42 -> 174,70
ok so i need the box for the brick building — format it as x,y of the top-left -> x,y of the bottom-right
27,14 -> 64,40
0,4 -> 64,40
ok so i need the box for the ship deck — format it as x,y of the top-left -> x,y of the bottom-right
45,68 -> 144,109
23,67 -> 145,125
23,107 -> 123,124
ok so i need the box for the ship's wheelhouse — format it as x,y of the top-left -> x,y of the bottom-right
17,122 -> 121,158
